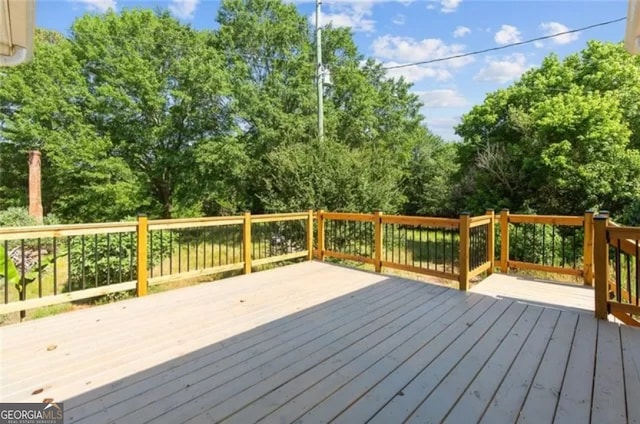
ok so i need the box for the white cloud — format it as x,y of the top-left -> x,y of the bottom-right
169,0 -> 199,19
474,53 -> 530,84
392,14 -> 406,25
534,40 -> 545,48
72,0 -> 116,12
494,24 -> 521,45
540,21 -> 580,45
372,35 -> 474,69
440,0 -> 462,13
311,2 -> 375,32
453,26 -> 471,38
384,63 -> 453,82
418,89 -> 469,108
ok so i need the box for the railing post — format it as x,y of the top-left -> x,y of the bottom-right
583,210 -> 595,286
500,208 -> 510,273
594,214 -> 609,319
307,209 -> 314,261
485,209 -> 495,275
459,212 -> 470,291
243,211 -> 252,274
374,211 -> 383,273
317,209 -> 325,261
136,214 -> 148,297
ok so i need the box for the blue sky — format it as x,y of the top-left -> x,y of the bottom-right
36,0 -> 628,140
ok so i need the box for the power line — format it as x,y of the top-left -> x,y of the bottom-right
383,16 -> 626,70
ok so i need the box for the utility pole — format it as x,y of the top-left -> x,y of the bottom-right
315,0 -> 324,142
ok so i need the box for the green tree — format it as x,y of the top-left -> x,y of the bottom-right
0,29 -> 140,222
455,41 -> 640,216
71,10 -> 233,218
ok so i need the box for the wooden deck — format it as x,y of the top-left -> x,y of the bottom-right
470,273 -> 595,313
1,261 -> 639,424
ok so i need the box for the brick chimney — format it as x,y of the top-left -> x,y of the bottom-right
28,150 -> 43,224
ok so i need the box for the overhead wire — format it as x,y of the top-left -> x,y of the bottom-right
383,16 -> 627,70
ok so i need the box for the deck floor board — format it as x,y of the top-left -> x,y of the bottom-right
1,261 -> 639,424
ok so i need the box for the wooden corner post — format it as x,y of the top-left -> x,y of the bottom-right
583,210 -> 595,286
459,212 -> 470,291
307,209 -> 314,261
500,209 -> 510,273
374,211 -> 383,273
593,214 -> 609,319
243,212 -> 252,274
486,209 -> 495,275
317,210 -> 325,261
136,214 -> 148,297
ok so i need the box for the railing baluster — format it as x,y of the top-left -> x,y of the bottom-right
53,238 -> 57,296
4,240 -> 9,303
37,238 -> 42,297
94,234 -> 99,287
186,232 -> 191,271
573,227 -> 577,269
160,230 -> 164,276
195,228 -> 199,270
225,225 -> 230,265
68,237 -> 73,289
106,234 -> 111,286
81,235 -> 86,290
441,227 -> 445,273
169,230 -> 173,274
626,250 -> 631,303
616,239 -> 622,303
20,240 -> 25,301
552,226 -> 556,267
118,233 -> 123,284
149,230 -> 154,278
542,224 -> 546,266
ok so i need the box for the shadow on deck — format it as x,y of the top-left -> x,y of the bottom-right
1,262 -> 639,423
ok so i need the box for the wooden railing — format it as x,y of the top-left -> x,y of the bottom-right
0,211 -> 313,316
3,208 -> 639,326
498,209 -> 593,285
594,215 -> 640,326
316,210 -> 495,290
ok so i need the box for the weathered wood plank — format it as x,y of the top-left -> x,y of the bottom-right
553,313 -> 598,424
3,261 -> 356,348
592,320 -> 627,424
621,325 -> 640,424
78,279 -> 426,423
217,288 -> 460,424
442,305 -> 543,424
291,297 -> 498,424
62,273 -> 407,415
194,286 -> 452,423
401,303 -> 529,423
253,292 -> 484,424
3,264 -> 394,400
365,302 -> 526,424
478,307 -> 560,424
517,311 -> 579,423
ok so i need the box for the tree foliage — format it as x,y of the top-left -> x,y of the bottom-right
455,41 -> 640,218
4,5 -> 638,225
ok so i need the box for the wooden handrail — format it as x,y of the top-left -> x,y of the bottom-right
509,214 -> 583,226
322,212 -> 376,222
381,215 -> 459,228
0,222 -> 137,240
